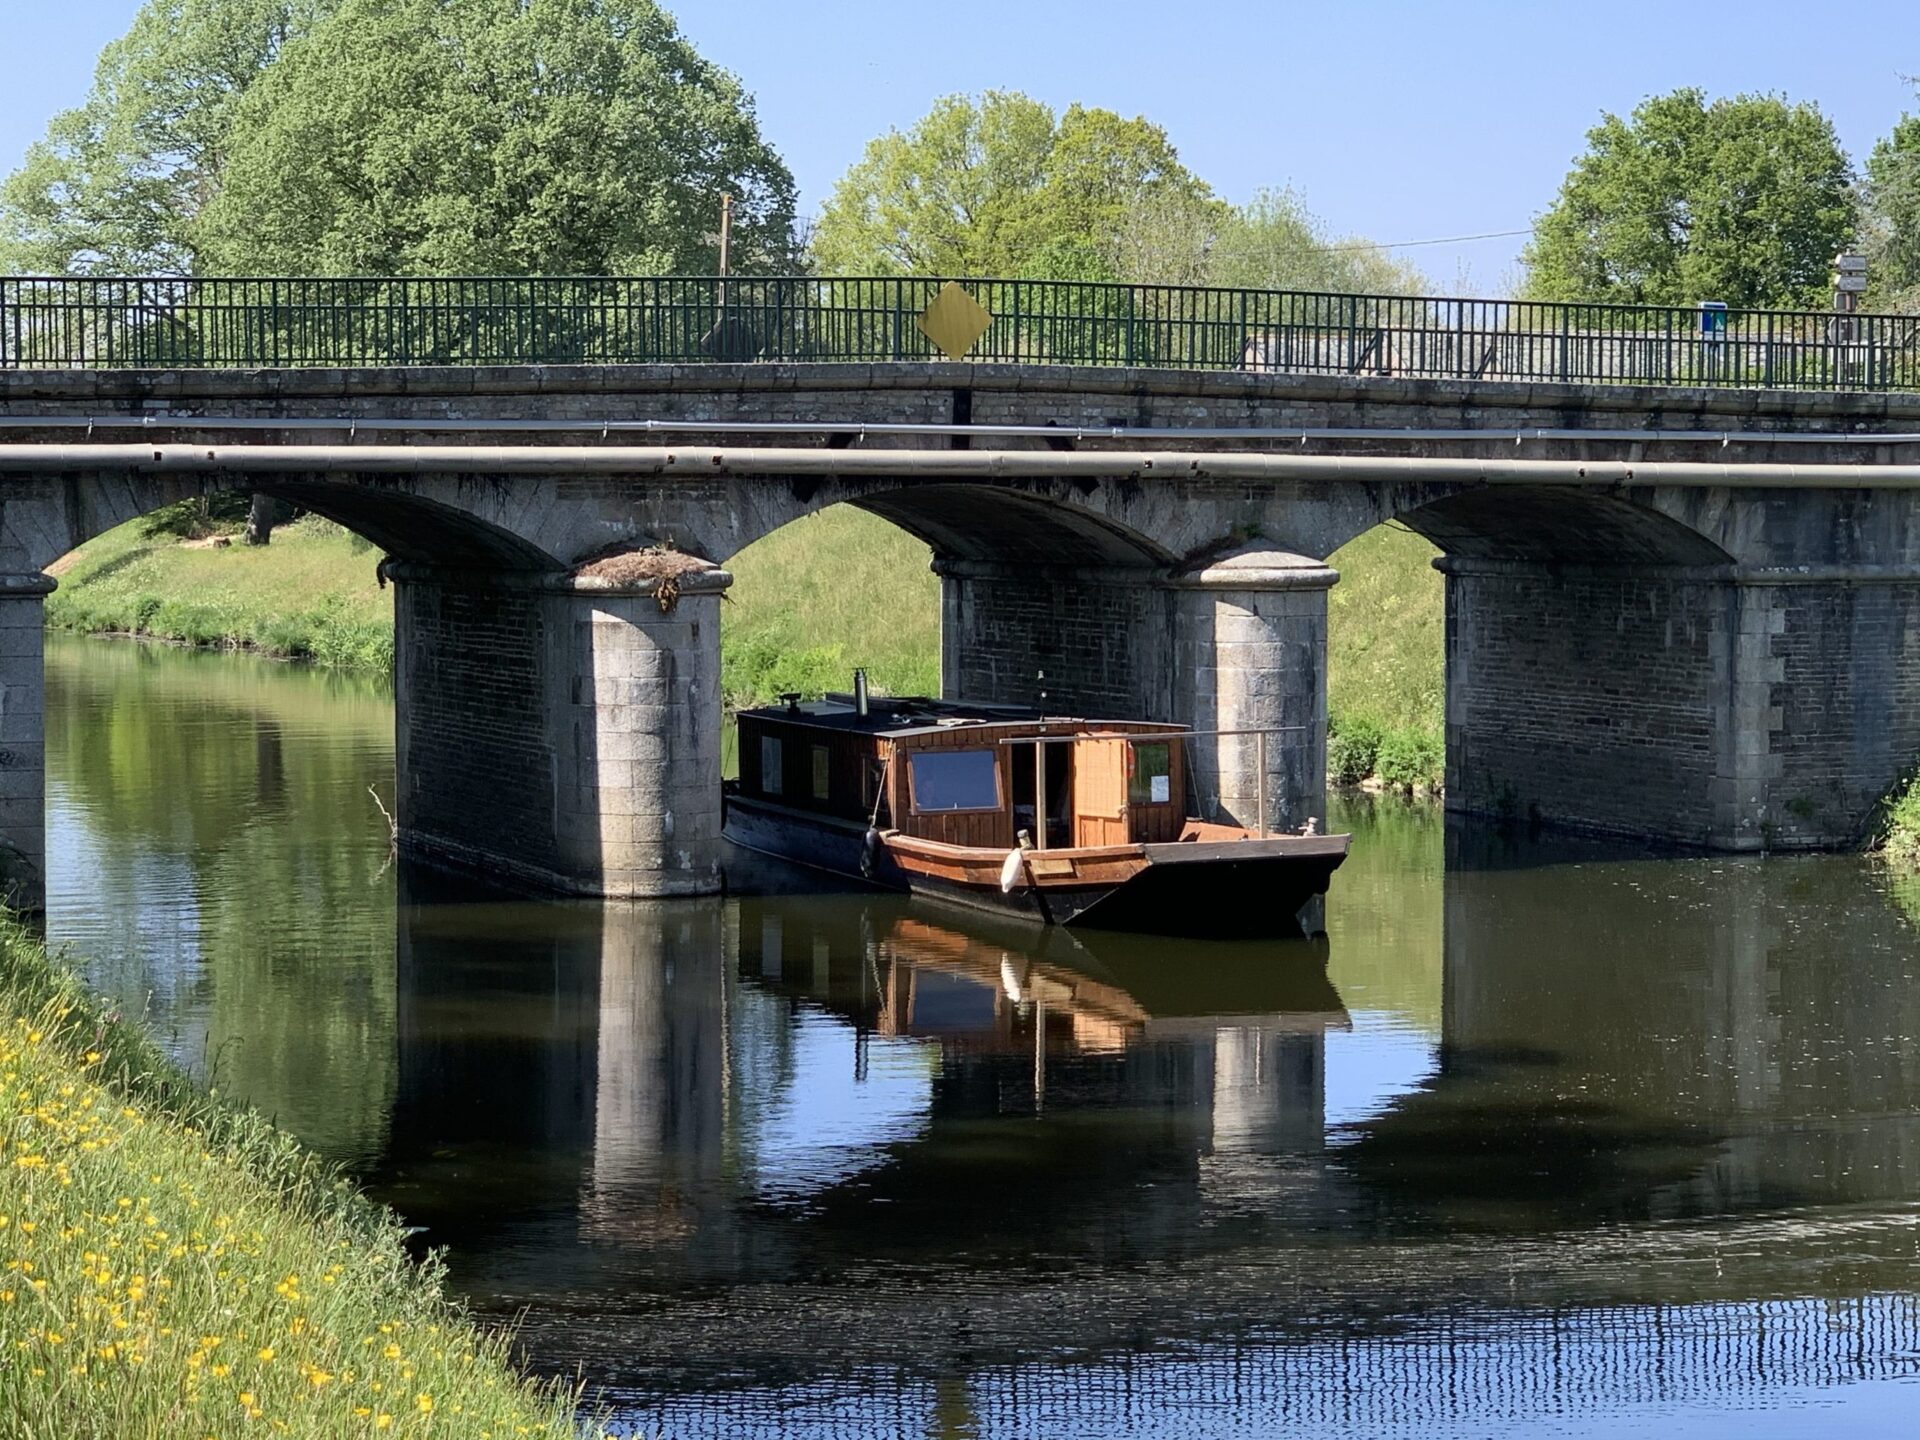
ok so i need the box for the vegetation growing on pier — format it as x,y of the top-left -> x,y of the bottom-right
0,921 -> 591,1438
1881,770 -> 1920,867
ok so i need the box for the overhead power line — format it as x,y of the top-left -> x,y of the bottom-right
1314,227 -> 1536,254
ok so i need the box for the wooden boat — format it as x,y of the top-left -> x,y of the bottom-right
723,686 -> 1349,939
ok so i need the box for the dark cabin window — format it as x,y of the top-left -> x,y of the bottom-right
760,735 -> 783,796
909,749 -> 1000,813
811,746 -> 831,801
1128,741 -> 1172,805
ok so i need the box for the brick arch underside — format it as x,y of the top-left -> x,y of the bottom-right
1387,486 -> 1737,567
782,482 -> 1178,567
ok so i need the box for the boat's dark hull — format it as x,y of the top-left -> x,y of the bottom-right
723,795 -> 1346,939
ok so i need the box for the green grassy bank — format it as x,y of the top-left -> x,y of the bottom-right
46,504 -> 1441,785
0,922 -> 593,1439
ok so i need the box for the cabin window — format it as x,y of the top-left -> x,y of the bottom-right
811,746 -> 831,801
1128,741 -> 1173,805
760,735 -> 783,796
908,748 -> 1000,813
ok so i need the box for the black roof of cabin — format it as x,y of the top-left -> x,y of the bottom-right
736,694 -> 1051,741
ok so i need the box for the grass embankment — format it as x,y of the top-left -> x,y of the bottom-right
47,504 -> 1439,785
0,922 -> 591,1439
47,511 -> 392,672
1326,524 -> 1445,792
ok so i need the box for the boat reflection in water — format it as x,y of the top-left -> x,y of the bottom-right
372,856 -> 1920,1440
46,632 -> 1920,1438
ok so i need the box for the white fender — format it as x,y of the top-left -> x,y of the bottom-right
999,954 -> 1027,1003
999,848 -> 1026,894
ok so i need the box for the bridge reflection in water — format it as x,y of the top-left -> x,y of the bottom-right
41,633 -> 1920,1437
373,850 -> 1920,1439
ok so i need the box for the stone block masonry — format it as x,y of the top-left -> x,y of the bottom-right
391,563 -> 727,898
940,549 -> 1335,834
0,575 -> 51,910
1444,564 -> 1735,845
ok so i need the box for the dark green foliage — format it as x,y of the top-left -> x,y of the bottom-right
1376,726 -> 1445,794
1525,89 -> 1857,309
199,0 -> 797,275
1328,714 -> 1385,785
4,0 -> 797,278
1865,111 -> 1920,309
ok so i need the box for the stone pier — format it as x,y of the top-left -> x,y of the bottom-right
9,358 -> 1920,895
0,575 -> 50,911
388,562 -> 730,898
1442,559 -> 1920,850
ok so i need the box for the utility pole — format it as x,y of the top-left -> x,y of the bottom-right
1834,251 -> 1867,385
716,193 -> 733,315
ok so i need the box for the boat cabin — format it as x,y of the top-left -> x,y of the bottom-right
734,694 -> 1191,850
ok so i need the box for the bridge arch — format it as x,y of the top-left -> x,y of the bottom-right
1320,486 -> 1751,845
1386,486 -> 1738,568
709,476 -> 1181,570
16,472 -> 564,577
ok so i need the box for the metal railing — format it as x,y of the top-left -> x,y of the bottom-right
2,273 -> 1918,391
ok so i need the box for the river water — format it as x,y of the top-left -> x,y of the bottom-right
41,631 -> 1920,1438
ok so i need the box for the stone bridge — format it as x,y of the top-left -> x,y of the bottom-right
3,359 -> 1920,909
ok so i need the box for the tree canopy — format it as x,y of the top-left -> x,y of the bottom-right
0,0 -> 331,273
1211,188 -> 1426,296
1522,89 -> 1856,310
197,0 -> 795,274
3,0 -> 796,277
1864,108 -> 1920,309
809,91 -> 1223,280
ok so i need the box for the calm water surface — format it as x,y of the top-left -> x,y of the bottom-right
43,632 -> 1920,1437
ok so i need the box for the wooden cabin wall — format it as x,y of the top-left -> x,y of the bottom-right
891,728 -> 1015,849
1066,730 -> 1189,846
738,715 -> 878,820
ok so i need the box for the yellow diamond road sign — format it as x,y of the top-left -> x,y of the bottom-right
917,282 -> 994,360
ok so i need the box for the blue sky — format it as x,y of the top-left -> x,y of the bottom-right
4,0 -> 1915,290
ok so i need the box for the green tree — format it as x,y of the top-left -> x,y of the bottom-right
196,0 -> 795,274
1864,109 -> 1920,309
1212,187 -> 1427,295
1,0 -> 331,274
1523,89 -> 1857,309
811,91 -> 1222,279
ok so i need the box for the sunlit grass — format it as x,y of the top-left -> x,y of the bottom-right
0,923 -> 594,1439
1326,524 -> 1445,788
721,507 -> 940,705
47,514 -> 392,672
46,506 -> 944,706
